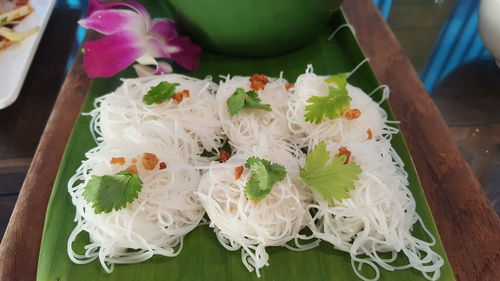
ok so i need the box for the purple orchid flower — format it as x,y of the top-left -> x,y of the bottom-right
79,0 -> 201,78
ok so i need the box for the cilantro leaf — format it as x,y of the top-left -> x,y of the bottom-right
304,72 -> 352,124
304,86 -> 351,124
143,81 -> 180,105
300,141 -> 362,204
227,88 -> 271,116
227,88 -> 246,115
324,72 -> 350,89
0,17 -> 7,25
244,157 -> 287,200
83,171 -> 143,214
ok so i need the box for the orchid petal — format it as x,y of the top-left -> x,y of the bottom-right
136,53 -> 157,65
133,61 -> 172,77
133,64 -> 155,77
145,36 -> 201,71
83,31 -> 144,78
150,19 -> 178,40
87,0 -> 150,24
134,53 -> 173,77
79,9 -> 144,35
146,37 -> 177,58
169,36 -> 202,71
153,61 -> 173,75
82,0 -> 200,77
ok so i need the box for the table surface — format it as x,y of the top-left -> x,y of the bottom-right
0,8 -> 80,236
1,1 -> 499,281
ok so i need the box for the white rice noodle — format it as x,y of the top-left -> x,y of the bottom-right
286,70 -> 398,148
67,142 -> 205,272
307,140 -> 443,281
67,68 -> 443,280
216,75 -> 294,148
196,143 -> 313,277
88,74 -> 224,156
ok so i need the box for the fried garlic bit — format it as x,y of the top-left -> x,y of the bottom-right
345,108 -> 361,120
172,90 -> 190,103
142,152 -> 159,170
127,164 -> 138,174
234,166 -> 244,180
367,128 -> 373,140
159,162 -> 167,170
219,150 -> 230,163
337,146 -> 352,164
249,74 -> 269,91
116,153 -> 163,173
110,157 -> 126,165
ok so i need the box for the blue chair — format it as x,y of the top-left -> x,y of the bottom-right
56,0 -> 88,72
420,0 -> 491,93
373,0 -> 393,19
373,0 -> 492,93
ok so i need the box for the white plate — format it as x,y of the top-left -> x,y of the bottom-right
0,0 -> 57,109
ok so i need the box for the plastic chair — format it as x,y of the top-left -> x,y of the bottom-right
420,0 -> 491,93
373,0 -> 393,19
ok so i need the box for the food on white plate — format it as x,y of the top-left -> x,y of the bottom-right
0,0 -> 38,50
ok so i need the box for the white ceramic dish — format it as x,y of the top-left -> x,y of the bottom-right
0,0 -> 57,109
479,0 -> 500,68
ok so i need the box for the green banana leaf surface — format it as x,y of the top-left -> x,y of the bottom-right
37,4 -> 455,281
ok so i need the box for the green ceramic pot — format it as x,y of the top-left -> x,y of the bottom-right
164,0 -> 342,57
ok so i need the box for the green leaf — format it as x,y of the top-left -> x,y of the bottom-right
244,91 -> 271,111
143,81 -> 180,105
0,17 -> 7,25
220,138 -> 233,155
83,170 -> 143,214
300,141 -> 361,204
305,72 -> 351,124
200,139 -> 233,159
226,88 -> 246,115
243,157 -> 286,200
200,149 -> 217,158
324,72 -> 350,90
304,86 -> 351,124
226,88 -> 271,116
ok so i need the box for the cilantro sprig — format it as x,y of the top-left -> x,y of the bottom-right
300,141 -> 361,204
324,72 -> 349,89
83,171 -> 143,214
227,88 -> 271,116
244,157 -> 287,201
304,73 -> 351,124
143,81 -> 180,105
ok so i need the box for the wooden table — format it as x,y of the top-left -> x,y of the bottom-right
1,1 -> 499,280
0,8 -> 80,238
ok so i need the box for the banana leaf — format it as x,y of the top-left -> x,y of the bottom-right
37,5 -> 455,281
